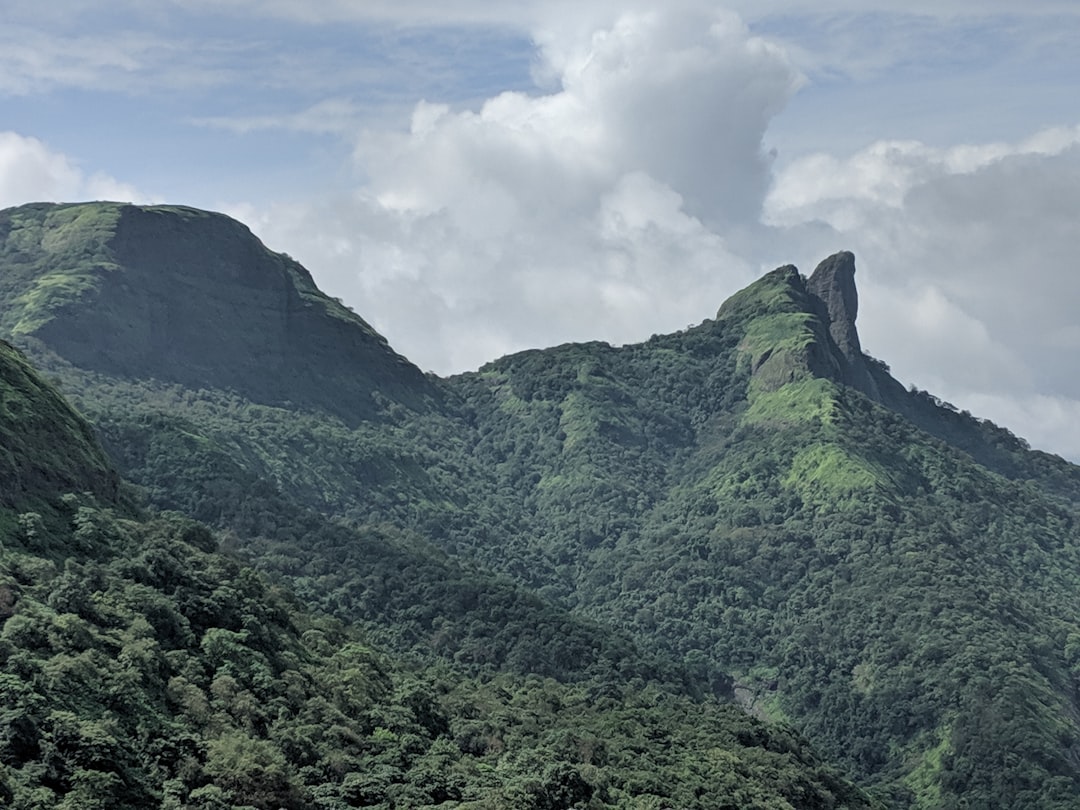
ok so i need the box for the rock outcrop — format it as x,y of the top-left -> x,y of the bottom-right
807,251 -> 861,363
805,251 -> 882,402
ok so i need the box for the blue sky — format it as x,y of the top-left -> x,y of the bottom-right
4,1 -> 1080,459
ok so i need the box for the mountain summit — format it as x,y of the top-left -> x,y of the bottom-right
807,250 -> 861,362
805,251 -> 883,401
0,202 -> 439,424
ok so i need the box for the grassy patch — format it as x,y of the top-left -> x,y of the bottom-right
716,265 -> 805,323
738,312 -> 817,370
904,725 -> 950,809
783,442 -> 888,509
1,203 -> 122,335
12,272 -> 102,334
743,378 -> 838,427
559,391 -> 597,451
781,440 -> 889,509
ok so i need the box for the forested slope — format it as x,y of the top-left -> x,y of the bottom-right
0,314 -> 876,809
4,201 -> 1080,807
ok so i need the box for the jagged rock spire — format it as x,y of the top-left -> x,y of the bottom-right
807,251 -> 861,365
805,251 -> 883,402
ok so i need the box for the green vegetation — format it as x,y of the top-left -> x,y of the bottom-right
5,201 -> 1080,808
0,203 -> 122,336
0,340 -> 123,522
742,377 -> 837,427
782,442 -> 889,509
0,315 -> 876,809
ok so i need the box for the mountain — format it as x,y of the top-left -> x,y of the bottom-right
4,200 -> 1080,808
0,294 -> 875,807
0,338 -> 123,518
0,202 -> 439,425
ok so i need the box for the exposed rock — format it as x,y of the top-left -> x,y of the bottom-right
0,202 -> 442,425
807,251 -> 861,363
805,251 -> 882,402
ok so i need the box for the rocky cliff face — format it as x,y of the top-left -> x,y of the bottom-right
0,202 -> 441,424
806,251 -> 860,362
804,251 -> 883,402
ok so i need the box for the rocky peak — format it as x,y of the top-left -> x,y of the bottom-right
806,251 -> 861,363
805,251 -> 884,402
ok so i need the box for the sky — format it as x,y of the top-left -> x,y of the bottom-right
3,1 -> 1080,459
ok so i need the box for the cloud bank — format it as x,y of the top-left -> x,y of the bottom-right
766,127 -> 1080,456
0,132 -> 142,208
241,6 -> 798,371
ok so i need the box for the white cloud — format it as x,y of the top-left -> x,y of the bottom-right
240,5 -> 793,372
766,127 -> 1080,456
0,132 -> 143,208
765,126 -> 1080,227
192,99 -> 369,136
0,25 -> 185,96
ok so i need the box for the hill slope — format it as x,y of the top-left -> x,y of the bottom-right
4,201 -> 1080,807
0,202 -> 439,425
445,256 -> 1080,807
0,299 -> 877,809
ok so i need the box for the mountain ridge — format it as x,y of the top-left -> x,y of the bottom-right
5,200 -> 1080,807
0,201 -> 440,426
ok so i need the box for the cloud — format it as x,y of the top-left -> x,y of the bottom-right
0,132 -> 144,208
0,27 -> 149,95
238,5 -> 796,372
958,392 -> 1080,462
766,126 -> 1080,456
192,99 -> 370,136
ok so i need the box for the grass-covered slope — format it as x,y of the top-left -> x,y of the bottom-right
0,304 -> 878,810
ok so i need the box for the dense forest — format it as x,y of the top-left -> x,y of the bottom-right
0,338 -> 875,808
4,201 -> 1080,807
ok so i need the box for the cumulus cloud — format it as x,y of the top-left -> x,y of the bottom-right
222,4 -> 1080,461
0,132 -> 143,208
766,126 -> 1080,456
241,5 -> 797,372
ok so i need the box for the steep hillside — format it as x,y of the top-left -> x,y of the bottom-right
0,311 -> 877,809
5,201 -> 1080,807
0,339 -> 125,525
447,257 -> 1080,807
0,202 -> 439,425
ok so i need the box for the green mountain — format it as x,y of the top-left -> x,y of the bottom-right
0,202 -> 438,425
0,293 -> 874,807
4,200 -> 1080,808
0,339 -> 123,520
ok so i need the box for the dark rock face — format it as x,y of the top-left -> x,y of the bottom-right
807,251 -> 861,363
805,251 -> 882,402
16,203 -> 441,424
